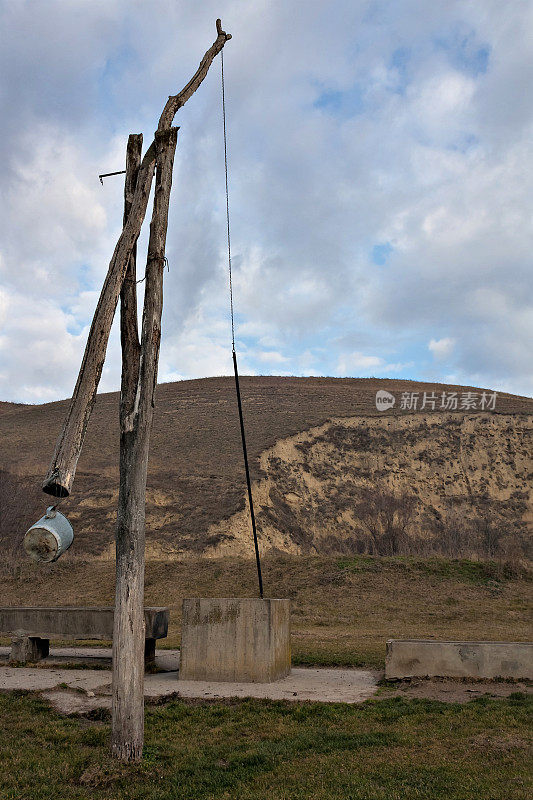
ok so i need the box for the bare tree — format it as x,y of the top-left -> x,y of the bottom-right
354,483 -> 417,556
433,505 -> 475,558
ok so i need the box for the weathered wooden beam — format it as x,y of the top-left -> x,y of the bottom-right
42,143 -> 157,497
42,19 -> 231,498
137,128 -> 179,422
120,134 -> 143,419
158,19 -> 231,130
111,127 -> 178,763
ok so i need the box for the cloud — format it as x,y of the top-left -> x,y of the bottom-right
337,351 -> 413,377
0,0 -> 531,402
256,350 -> 289,365
429,337 -> 455,360
0,285 -> 87,402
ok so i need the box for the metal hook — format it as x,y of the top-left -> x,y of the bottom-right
99,170 -> 127,185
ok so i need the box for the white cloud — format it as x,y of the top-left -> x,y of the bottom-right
0,286 -> 86,403
256,350 -> 288,365
336,351 -> 413,377
0,0 -> 531,402
429,337 -> 455,359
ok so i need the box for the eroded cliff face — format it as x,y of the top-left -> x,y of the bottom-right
204,413 -> 532,558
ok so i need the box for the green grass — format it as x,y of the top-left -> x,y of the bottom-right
336,555 -> 527,585
0,692 -> 531,799
292,650 -> 372,668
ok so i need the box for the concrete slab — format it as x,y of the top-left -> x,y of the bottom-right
0,662 -> 380,706
0,666 -> 111,693
386,639 -> 533,680
172,668 -> 379,703
0,607 -> 168,640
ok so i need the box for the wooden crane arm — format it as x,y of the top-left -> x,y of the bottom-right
43,20 -> 231,497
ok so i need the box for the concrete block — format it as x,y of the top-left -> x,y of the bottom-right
386,639 -> 533,680
11,633 -> 49,663
180,598 -> 291,683
0,607 -> 169,641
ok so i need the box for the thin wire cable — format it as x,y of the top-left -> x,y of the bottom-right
221,49 -> 235,350
221,49 -> 264,599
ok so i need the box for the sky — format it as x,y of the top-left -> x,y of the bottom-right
0,0 -> 532,404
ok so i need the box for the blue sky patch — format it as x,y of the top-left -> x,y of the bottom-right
371,242 -> 393,266
389,47 -> 411,94
314,84 -> 365,118
435,27 -> 490,77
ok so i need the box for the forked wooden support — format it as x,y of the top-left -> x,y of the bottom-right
42,19 -> 232,498
112,127 -> 178,763
40,20 -> 232,763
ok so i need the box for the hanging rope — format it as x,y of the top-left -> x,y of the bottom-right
221,49 -> 264,599
221,49 -> 235,350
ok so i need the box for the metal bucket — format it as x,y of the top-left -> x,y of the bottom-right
23,506 -> 74,563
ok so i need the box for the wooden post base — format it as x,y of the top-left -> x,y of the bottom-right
144,638 -> 156,667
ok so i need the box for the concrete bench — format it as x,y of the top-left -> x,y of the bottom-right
0,607 -> 169,667
386,639 -> 533,680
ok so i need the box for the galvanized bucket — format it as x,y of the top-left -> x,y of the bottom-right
23,506 -> 74,563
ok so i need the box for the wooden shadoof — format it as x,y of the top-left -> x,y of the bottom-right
39,20 -> 232,762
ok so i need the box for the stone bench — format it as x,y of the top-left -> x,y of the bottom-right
386,639 -> 533,680
0,607 -> 169,667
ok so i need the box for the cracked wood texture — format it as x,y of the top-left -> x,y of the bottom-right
111,133 -> 143,762
111,127 -> 178,763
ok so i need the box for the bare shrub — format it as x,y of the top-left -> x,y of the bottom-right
430,497 -> 531,566
354,483 -> 418,556
495,535 -> 526,577
432,506 -> 478,558
0,470 -> 43,578
472,515 -> 503,559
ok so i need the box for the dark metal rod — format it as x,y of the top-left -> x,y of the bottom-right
232,349 -> 264,598
99,170 -> 127,185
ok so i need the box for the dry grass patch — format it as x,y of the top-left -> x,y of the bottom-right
1,554 -> 530,668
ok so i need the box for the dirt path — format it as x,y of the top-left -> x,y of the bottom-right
379,677 -> 532,703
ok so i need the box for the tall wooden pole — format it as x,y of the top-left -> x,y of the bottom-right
112,128 -> 178,762
112,133 -> 144,762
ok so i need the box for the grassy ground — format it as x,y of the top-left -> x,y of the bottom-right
1,555 -> 531,668
0,691 -> 531,799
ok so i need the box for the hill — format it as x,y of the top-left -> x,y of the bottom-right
0,376 -> 531,561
